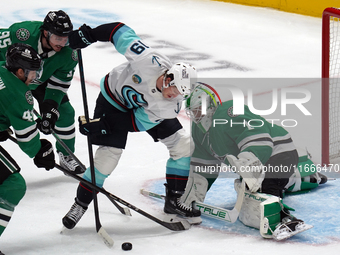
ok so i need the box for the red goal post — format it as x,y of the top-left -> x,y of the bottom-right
322,7 -> 340,165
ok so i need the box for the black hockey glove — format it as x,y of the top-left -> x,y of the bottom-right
33,139 -> 55,170
0,128 -> 13,142
78,115 -> 111,135
37,99 -> 60,135
68,24 -> 96,50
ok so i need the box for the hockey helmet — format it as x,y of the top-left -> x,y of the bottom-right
6,43 -> 42,74
165,62 -> 197,96
41,10 -> 73,36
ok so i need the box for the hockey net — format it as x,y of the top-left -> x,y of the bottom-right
322,7 -> 340,165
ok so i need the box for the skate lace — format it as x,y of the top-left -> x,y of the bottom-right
60,152 -> 79,171
177,198 -> 193,212
66,202 -> 86,223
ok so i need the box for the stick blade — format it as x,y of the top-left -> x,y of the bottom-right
162,219 -> 191,231
123,207 -> 132,216
97,227 -> 114,248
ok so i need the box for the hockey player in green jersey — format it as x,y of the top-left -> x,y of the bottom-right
0,43 -> 55,253
181,83 -> 326,240
0,10 -> 82,175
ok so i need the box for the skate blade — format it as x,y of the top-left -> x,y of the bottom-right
273,224 -> 313,241
164,213 -> 202,225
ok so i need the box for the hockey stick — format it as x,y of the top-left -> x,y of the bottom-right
140,179 -> 245,223
54,163 -> 190,231
7,135 -> 188,231
7,134 -> 113,246
76,49 -> 113,247
32,108 -> 131,217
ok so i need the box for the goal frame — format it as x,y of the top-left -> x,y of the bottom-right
322,7 -> 340,165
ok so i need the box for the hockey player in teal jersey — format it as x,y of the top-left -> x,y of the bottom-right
61,22 -> 201,229
181,83 -> 326,240
0,10 -> 82,174
0,43 -> 55,253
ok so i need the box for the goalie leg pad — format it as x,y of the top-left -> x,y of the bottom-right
179,172 -> 208,207
234,179 -> 281,237
259,197 -> 282,238
235,180 -> 312,240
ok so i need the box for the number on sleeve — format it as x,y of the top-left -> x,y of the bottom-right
130,40 -> 149,55
0,31 -> 11,48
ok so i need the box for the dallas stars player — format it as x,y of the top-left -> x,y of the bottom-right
0,43 -> 55,252
0,10 -> 82,174
181,83 -> 326,240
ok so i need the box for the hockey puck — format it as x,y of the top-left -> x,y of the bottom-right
122,242 -> 132,251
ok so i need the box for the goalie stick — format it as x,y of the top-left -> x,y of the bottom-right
140,179 -> 245,223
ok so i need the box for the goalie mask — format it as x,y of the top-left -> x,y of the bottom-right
186,83 -> 221,133
164,62 -> 197,96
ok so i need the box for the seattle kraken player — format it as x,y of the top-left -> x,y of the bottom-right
62,22 -> 200,229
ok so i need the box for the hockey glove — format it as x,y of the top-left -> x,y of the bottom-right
68,24 -> 96,50
78,115 -> 111,135
37,99 -> 60,135
226,152 -> 265,193
0,128 -> 13,142
33,139 -> 55,170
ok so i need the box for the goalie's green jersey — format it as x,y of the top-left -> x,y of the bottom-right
0,21 -> 78,106
0,61 -> 41,158
191,100 -> 296,167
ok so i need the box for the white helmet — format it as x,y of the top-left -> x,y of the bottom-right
185,82 -> 221,132
165,62 -> 197,96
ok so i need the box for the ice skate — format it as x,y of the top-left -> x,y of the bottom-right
59,152 -> 84,175
272,216 -> 313,241
62,199 -> 88,229
163,184 -> 202,225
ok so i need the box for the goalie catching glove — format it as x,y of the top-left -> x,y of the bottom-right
78,115 -> 111,135
227,152 -> 265,193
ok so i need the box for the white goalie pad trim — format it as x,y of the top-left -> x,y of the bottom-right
179,172 -> 208,207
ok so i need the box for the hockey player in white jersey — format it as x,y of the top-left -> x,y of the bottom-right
62,22 -> 201,229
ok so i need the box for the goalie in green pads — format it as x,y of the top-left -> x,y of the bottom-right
181,83 -> 326,240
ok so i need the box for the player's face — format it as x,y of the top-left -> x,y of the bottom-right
162,86 -> 181,99
48,33 -> 69,51
161,77 -> 181,99
25,70 -> 38,85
